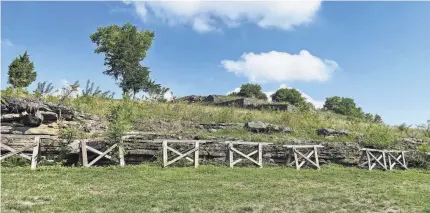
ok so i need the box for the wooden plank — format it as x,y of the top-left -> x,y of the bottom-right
228,143 -> 233,168
86,146 -> 118,162
284,145 -> 324,148
165,147 -> 198,167
0,143 -> 32,161
286,148 -> 293,166
388,152 -> 393,170
164,140 -> 208,143
81,140 -> 88,167
162,140 -> 168,168
230,147 -> 259,165
314,146 -> 320,170
382,151 -> 387,171
167,146 -> 194,162
224,141 -> 273,145
0,143 -> 36,161
30,136 -> 40,170
402,151 -> 408,170
360,148 -> 409,153
295,149 -> 319,169
258,143 -> 263,168
293,148 -> 299,170
366,150 -> 371,170
194,141 -> 199,168
232,150 -> 258,165
119,143 -> 125,167
87,144 -> 118,167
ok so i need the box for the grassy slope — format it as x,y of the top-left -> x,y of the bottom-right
1,165 -> 430,213
63,97 -> 406,147
1,91 -> 427,147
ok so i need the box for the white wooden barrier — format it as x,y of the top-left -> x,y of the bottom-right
359,148 -> 408,170
161,140 -> 206,168
0,136 -> 40,170
284,145 -> 323,170
80,139 -> 125,167
224,141 -> 272,168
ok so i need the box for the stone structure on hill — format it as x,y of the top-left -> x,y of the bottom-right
215,97 -> 295,112
1,97 -> 106,137
1,97 -> 429,168
317,128 -> 350,137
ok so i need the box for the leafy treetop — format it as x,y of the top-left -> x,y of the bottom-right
323,96 -> 364,118
7,51 -> 37,88
271,88 -> 306,106
231,83 -> 267,100
90,23 -> 156,95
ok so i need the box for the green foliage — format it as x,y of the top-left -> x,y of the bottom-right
59,80 -> 80,103
323,96 -> 364,118
361,124 -> 400,148
2,165 -> 430,212
0,87 -> 30,99
59,126 -> 86,142
0,156 -> 30,167
34,81 -> 54,98
373,114 -> 383,124
418,120 -> 430,137
90,23 -> 157,95
144,80 -> 170,101
82,79 -> 115,99
236,83 -> 267,100
105,95 -> 134,146
271,88 -> 308,109
7,51 -> 37,88
418,144 -> 430,152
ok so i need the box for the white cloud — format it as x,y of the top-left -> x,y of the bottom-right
264,84 -> 324,108
1,39 -> 14,47
164,90 -> 175,101
221,50 -> 339,83
226,87 -> 240,95
126,1 -> 322,33
51,79 -> 81,98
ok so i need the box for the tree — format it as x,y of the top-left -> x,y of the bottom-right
373,114 -> 383,124
271,88 -> 306,106
119,67 -> 150,98
145,80 -> 169,101
7,51 -> 37,88
323,96 -> 364,118
236,83 -> 267,100
364,113 -> 374,122
34,81 -> 54,97
90,23 -> 155,95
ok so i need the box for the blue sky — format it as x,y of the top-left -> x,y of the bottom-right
1,1 -> 430,125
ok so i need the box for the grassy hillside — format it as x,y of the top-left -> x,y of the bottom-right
2,89 -> 429,148
58,96 -> 424,148
2,165 -> 430,213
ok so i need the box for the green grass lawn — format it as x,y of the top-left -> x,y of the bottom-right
1,165 -> 430,213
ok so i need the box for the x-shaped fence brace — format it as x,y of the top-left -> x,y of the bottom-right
224,141 -> 272,168
162,140 -> 205,168
1,136 -> 40,170
387,151 -> 408,170
284,145 -> 323,170
359,148 -> 388,170
80,139 -> 125,167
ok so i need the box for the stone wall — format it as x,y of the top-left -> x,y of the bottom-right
1,97 -> 428,168
214,98 -> 295,111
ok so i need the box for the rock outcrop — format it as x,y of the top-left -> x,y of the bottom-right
317,128 -> 350,137
245,121 -> 293,134
1,97 -> 106,137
